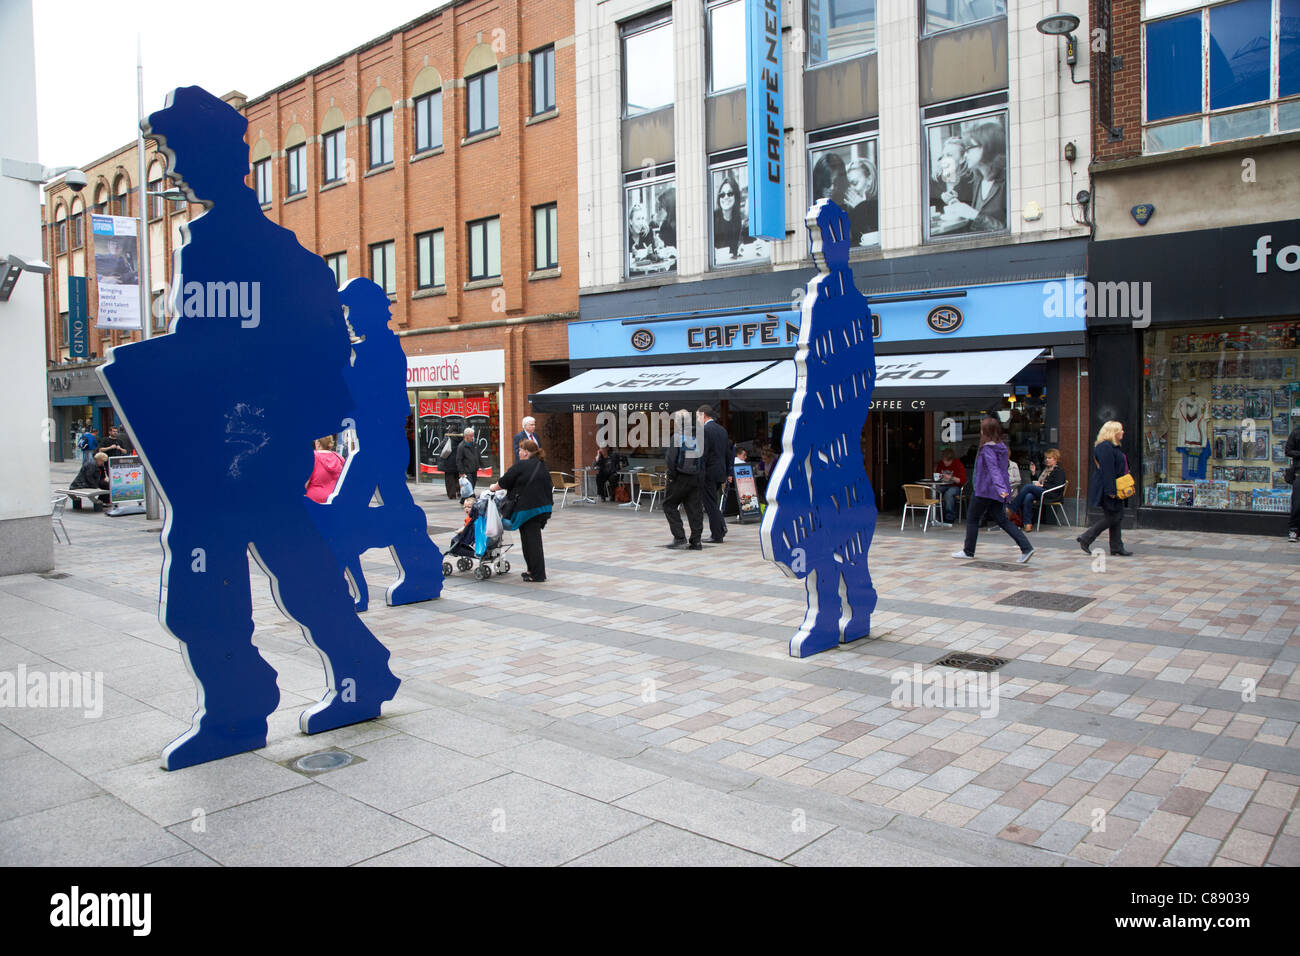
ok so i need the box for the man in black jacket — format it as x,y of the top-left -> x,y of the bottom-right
455,427 -> 481,496
663,410 -> 703,550
696,404 -> 730,542
1286,424 -> 1300,543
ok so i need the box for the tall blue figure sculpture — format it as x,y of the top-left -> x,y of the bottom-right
308,278 -> 445,611
98,87 -> 401,769
760,200 -> 878,658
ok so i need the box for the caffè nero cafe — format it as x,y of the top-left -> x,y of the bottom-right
531,278 -> 1089,519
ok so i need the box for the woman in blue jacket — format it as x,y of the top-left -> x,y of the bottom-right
1078,420 -> 1133,556
953,417 -> 1035,563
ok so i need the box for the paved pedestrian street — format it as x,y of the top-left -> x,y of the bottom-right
5,462 -> 1298,867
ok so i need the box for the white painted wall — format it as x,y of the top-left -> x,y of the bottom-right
0,0 -> 55,572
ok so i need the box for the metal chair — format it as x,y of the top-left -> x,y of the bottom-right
51,494 -> 70,544
901,483 -> 940,532
1034,480 -> 1071,529
549,471 -> 577,508
635,471 -> 665,512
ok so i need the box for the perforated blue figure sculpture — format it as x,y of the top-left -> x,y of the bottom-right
760,200 -> 878,658
98,87 -> 400,769
308,278 -> 444,611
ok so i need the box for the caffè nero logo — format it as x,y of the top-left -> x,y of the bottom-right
630,328 -> 655,351
926,305 -> 963,333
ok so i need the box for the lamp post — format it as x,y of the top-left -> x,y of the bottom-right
135,36 -> 162,520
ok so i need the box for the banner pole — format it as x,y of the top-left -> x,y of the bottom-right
136,33 -> 160,520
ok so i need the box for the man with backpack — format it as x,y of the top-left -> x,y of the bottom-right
77,428 -> 99,465
662,409 -> 703,550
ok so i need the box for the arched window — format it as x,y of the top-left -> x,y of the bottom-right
320,107 -> 347,184
284,123 -> 307,197
250,137 -> 273,205
53,203 -> 68,255
112,174 -> 131,217
411,67 -> 443,154
93,183 -> 108,216
70,197 -> 85,250
463,44 -> 498,137
365,87 -> 394,168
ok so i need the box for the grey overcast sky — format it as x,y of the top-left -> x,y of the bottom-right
33,0 -> 446,168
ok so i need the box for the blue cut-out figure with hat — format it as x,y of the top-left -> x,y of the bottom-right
308,278 -> 444,611
760,199 -> 878,658
97,86 -> 400,769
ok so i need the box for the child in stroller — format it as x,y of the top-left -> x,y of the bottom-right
443,491 -> 513,580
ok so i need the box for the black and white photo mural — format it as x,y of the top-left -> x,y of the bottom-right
710,162 -> 771,267
808,135 -> 880,248
924,110 -> 1008,241
625,178 -> 678,278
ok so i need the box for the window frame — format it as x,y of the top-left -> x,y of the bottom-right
415,229 -> 446,289
531,45 -> 556,115
466,216 -> 501,282
466,68 -> 500,137
621,10 -> 675,118
286,144 -> 307,197
369,240 -> 396,295
708,0 -> 747,93
533,204 -> 559,271
70,212 -> 84,249
413,89 -> 444,153
1141,0 -> 1300,152
368,109 -> 394,168
920,104 -> 1009,244
920,0 -> 1006,38
322,128 -> 345,184
623,172 -> 678,279
55,217 -> 67,255
254,159 -> 272,205
325,251 -> 348,289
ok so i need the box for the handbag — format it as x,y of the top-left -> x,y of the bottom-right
1095,450 -> 1136,500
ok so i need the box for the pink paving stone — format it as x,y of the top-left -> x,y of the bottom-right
1218,828 -> 1273,866
997,783 -> 1050,811
1056,743 -> 1096,765
1237,803 -> 1287,836
1089,776 -> 1136,801
999,824 -> 1043,846
1160,787 -> 1211,816
823,720 -> 875,743
1133,770 -> 1183,796
1084,815 -> 1140,850
1187,806 -> 1239,840
1093,740 -> 1134,762
1044,777 -> 1095,805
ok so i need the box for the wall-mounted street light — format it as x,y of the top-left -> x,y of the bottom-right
1036,14 -> 1086,84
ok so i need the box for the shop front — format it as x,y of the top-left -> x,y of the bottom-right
405,349 -> 505,484
539,277 -> 1088,515
1089,219 -> 1300,533
48,364 -> 117,462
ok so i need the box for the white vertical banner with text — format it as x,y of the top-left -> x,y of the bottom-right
91,214 -> 141,330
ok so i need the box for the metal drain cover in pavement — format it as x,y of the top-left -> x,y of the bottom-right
932,651 -> 1009,672
293,750 -> 355,774
996,589 -> 1095,612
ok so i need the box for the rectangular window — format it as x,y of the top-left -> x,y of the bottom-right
60,312 -> 68,345
708,1 -> 746,92
922,109 -> 1008,242
623,12 -> 674,116
55,219 -> 67,255
1144,0 -> 1300,151
467,217 -> 501,281
624,175 -> 678,278
416,230 -> 445,288
807,0 -> 878,65
286,145 -> 306,196
325,252 -> 348,289
807,133 -> 880,248
922,0 -> 1005,36
533,204 -> 558,271
149,184 -> 165,220
370,241 -> 395,294
254,159 -> 271,204
369,110 -> 393,168
466,69 -> 499,136
709,159 -> 773,267
531,46 -> 556,114
70,213 -> 83,249
414,91 -> 443,153
322,129 -> 345,184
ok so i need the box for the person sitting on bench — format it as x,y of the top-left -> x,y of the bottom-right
69,452 -> 111,508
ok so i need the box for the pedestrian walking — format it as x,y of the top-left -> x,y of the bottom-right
662,410 -> 704,550
513,416 -> 542,461
696,404 -> 730,542
77,427 -> 99,465
953,417 -> 1035,563
1077,420 -> 1134,557
455,427 -> 480,495
439,433 -> 459,499
1283,422 -> 1299,542
490,439 -> 552,582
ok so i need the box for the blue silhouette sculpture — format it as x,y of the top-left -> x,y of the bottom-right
760,200 -> 878,658
307,278 -> 444,611
97,86 -> 400,769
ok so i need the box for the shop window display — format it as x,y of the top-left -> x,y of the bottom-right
1142,321 -> 1300,512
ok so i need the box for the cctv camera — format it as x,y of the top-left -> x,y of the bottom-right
64,169 -> 88,192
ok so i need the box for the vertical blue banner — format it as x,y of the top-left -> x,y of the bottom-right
68,275 -> 88,359
746,0 -> 784,240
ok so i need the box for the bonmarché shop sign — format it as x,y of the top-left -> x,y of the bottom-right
405,349 -> 505,388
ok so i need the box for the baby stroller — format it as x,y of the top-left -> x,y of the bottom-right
443,490 -> 514,580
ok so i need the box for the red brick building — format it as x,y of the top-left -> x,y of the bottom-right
43,0 -> 579,476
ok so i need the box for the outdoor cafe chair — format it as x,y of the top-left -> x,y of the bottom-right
900,483 -> 940,532
1034,480 -> 1071,529
635,471 -> 666,512
550,471 -> 578,509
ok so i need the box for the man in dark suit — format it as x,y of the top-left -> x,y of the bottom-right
513,416 -> 541,462
696,404 -> 730,543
